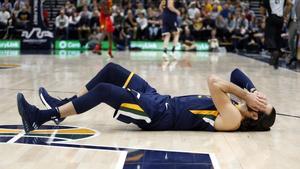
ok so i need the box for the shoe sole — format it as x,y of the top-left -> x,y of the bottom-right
38,88 -> 65,125
17,93 -> 33,133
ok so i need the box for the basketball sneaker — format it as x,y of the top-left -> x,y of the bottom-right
17,93 -> 41,133
39,87 -> 67,125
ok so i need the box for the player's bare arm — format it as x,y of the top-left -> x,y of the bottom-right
167,0 -> 180,16
159,1 -> 164,12
208,75 -> 267,131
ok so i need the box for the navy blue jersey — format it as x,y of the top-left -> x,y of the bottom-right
113,71 -> 218,131
170,95 -> 219,131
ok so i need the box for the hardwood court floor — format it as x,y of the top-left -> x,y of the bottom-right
0,51 -> 299,169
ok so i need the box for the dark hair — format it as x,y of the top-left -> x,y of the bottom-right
239,107 -> 276,131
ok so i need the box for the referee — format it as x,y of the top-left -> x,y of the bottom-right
260,0 -> 293,69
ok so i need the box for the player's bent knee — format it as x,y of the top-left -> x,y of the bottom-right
231,68 -> 242,76
104,62 -> 116,69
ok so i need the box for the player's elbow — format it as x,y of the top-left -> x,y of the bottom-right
207,74 -> 220,86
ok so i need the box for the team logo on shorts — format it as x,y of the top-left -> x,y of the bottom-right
0,125 -> 97,144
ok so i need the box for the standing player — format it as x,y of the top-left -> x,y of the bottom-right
93,0 -> 114,58
260,0 -> 293,69
159,0 -> 181,60
17,63 -> 275,133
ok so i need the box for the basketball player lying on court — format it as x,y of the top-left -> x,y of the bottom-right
17,63 -> 276,133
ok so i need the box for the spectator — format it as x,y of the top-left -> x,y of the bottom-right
68,12 -> 81,39
252,18 -> 265,50
181,26 -> 197,51
246,16 -> 261,52
136,2 -> 147,17
220,3 -> 230,19
89,9 -> 99,33
181,10 -> 192,28
124,10 -> 137,39
86,30 -> 102,50
65,1 -> 76,17
136,12 -> 148,40
17,6 -> 30,29
226,12 -> 236,38
10,2 -> 20,29
124,2 -> 135,16
210,4 -> 220,20
77,0 -> 88,12
78,5 -> 91,42
188,2 -> 200,20
0,6 -> 10,30
208,29 -> 219,51
236,12 -> 249,32
88,0 -> 98,11
232,12 -> 249,51
79,5 -> 92,24
244,7 -> 255,22
113,9 -> 124,31
13,0 -> 26,10
1,0 -> 12,12
204,0 -> 213,14
114,27 -> 130,51
147,9 -> 160,40
213,0 -> 223,12
191,12 -> 203,40
215,15 -> 228,41
24,0 -> 31,13
55,10 -> 69,40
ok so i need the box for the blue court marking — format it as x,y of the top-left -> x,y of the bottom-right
17,140 -> 215,169
0,136 -> 13,143
0,125 -> 218,169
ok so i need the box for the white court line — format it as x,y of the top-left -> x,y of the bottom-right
210,153 -> 221,169
115,151 -> 128,169
7,131 -> 25,144
46,129 -> 58,144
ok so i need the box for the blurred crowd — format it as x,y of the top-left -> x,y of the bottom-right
0,0 -> 33,38
0,0 -> 280,53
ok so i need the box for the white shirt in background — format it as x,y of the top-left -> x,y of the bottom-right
136,17 -> 148,30
269,0 -> 287,17
188,7 -> 200,20
0,10 -> 10,24
55,15 -> 69,28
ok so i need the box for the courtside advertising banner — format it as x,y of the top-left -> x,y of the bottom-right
0,40 -> 20,49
